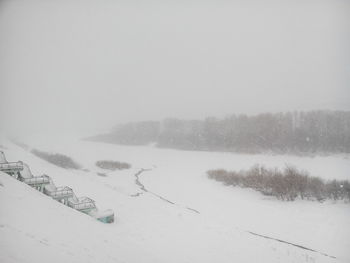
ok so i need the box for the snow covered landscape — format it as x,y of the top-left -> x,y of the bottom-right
1,136 -> 349,263
1,0 -> 349,262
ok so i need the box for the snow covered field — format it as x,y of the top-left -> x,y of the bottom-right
1,136 -> 349,263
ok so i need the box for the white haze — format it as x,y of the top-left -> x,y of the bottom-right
0,0 -> 349,136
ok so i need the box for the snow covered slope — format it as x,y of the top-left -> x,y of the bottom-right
0,171 -> 160,263
1,137 -> 349,263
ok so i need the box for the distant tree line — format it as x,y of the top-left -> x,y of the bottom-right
88,110 -> 350,153
207,165 -> 350,202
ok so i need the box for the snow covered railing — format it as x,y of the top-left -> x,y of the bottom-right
0,151 -> 8,163
21,174 -> 50,186
67,193 -> 114,222
16,163 -> 51,191
68,196 -> 96,211
1,151 -> 114,223
44,186 -> 74,199
0,161 -> 24,173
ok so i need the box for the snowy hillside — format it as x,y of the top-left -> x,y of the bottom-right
0,171 -> 160,263
1,137 -> 349,263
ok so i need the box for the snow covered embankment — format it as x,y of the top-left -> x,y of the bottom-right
0,171 -> 159,263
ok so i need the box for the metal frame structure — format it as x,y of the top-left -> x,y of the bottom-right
0,151 -> 114,223
68,196 -> 96,213
0,161 -> 24,179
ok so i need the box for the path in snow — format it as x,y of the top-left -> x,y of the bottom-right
247,231 -> 337,259
131,168 -> 337,260
131,168 -> 200,214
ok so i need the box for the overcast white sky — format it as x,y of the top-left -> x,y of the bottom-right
0,0 -> 349,136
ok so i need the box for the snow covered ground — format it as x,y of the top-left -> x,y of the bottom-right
1,136 -> 349,263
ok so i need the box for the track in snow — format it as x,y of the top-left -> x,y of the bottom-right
131,168 -> 200,214
246,231 -> 337,259
131,169 -> 337,260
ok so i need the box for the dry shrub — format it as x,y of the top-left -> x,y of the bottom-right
208,164 -> 350,202
96,160 -> 131,171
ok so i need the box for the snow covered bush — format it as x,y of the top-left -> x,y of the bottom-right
31,149 -> 81,169
207,165 -> 350,202
96,160 -> 131,171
